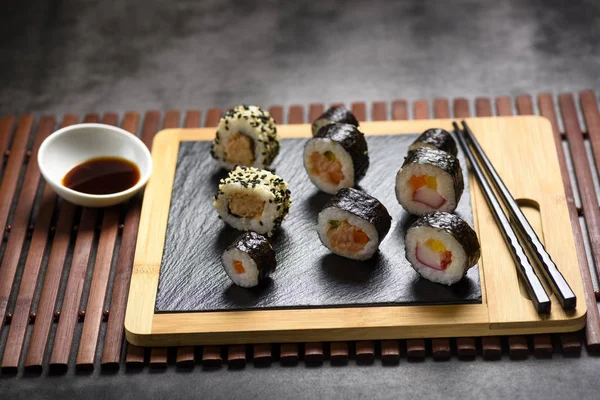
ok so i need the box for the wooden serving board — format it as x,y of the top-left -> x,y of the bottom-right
125,116 -> 586,347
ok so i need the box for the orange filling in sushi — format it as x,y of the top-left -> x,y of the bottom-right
327,220 -> 369,254
228,193 -> 265,219
233,260 -> 246,274
226,132 -> 255,165
416,239 -> 453,270
309,151 -> 344,185
409,175 -> 446,209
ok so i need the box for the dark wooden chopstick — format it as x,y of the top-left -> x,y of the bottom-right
460,121 -> 576,310
453,122 -> 551,313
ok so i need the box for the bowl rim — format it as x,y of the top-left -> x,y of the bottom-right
38,123 -> 153,200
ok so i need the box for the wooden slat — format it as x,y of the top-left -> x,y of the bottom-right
288,105 -> 304,124
413,100 -> 429,120
20,115 -> 80,371
515,95 -> 554,357
308,104 -> 325,123
456,338 -> 477,358
149,111 -> 181,368
330,342 -> 349,365
199,108 -> 223,368
0,115 -> 34,233
252,343 -> 272,366
495,96 -> 513,116
47,208 -> 95,372
557,93 -> 597,356
351,102 -> 367,122
0,116 -> 55,339
304,343 -> 324,364
474,98 -> 491,117
0,117 -> 61,371
201,345 -> 222,368
355,340 -> 375,365
0,116 -> 15,180
508,336 -> 529,359
100,112 -> 141,367
174,110 -> 202,368
371,102 -> 387,121
380,340 -> 400,364
532,335 -> 553,358
495,98 -> 530,358
539,93 -> 600,351
227,345 -> 246,369
560,332 -> 582,356
405,339 -> 426,359
392,100 -> 408,121
269,106 -> 284,124
471,97 -> 502,360
75,113 -> 122,369
280,343 -> 299,365
124,111 -> 162,366
433,98 -> 450,119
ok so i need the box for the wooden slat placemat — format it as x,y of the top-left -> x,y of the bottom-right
1,92 -> 600,375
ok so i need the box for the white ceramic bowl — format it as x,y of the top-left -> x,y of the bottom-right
38,123 -> 153,208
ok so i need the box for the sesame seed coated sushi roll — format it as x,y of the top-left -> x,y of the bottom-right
405,212 -> 480,285
311,105 -> 360,136
395,147 -> 464,215
317,188 -> 391,260
222,231 -> 276,288
408,128 -> 458,156
211,105 -> 279,170
304,123 -> 369,194
213,166 -> 291,237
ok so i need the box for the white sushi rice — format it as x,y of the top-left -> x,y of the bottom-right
408,142 -> 437,153
221,248 -> 260,288
317,207 -> 379,260
304,138 -> 355,194
213,167 -> 291,237
395,163 -> 457,215
211,105 -> 279,170
405,225 -> 470,285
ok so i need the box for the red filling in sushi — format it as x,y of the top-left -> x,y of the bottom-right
416,239 -> 452,271
409,175 -> 446,209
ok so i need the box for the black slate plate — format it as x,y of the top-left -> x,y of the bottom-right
155,134 -> 481,312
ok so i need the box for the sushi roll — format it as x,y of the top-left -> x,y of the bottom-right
317,188 -> 391,260
211,105 -> 279,170
405,212 -> 480,285
304,123 -> 369,194
408,128 -> 458,156
213,166 -> 291,237
311,105 -> 360,136
222,232 -> 276,288
395,147 -> 464,215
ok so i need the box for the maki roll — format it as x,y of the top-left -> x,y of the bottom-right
317,188 -> 391,260
304,123 -> 369,194
211,105 -> 279,170
311,105 -> 360,136
405,212 -> 480,285
222,232 -> 276,288
213,166 -> 291,237
395,147 -> 464,215
408,128 -> 458,156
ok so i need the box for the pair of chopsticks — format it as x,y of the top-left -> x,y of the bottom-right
453,121 -> 576,314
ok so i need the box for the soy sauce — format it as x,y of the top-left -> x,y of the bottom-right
62,157 -> 140,195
